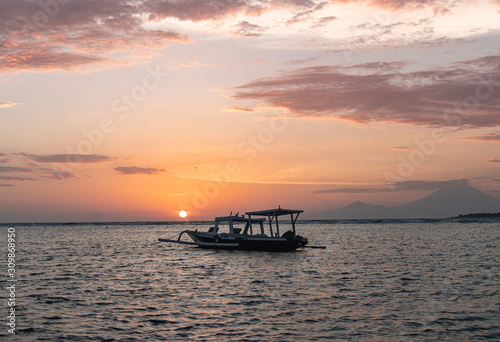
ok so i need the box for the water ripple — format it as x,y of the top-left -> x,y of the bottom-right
1,222 -> 499,341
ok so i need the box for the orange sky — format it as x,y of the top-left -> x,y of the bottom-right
1,0 -> 499,222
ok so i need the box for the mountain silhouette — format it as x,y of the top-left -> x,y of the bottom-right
317,179 -> 500,219
318,200 -> 390,219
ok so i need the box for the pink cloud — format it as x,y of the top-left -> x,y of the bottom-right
0,176 -> 37,181
234,55 -> 500,128
0,162 -> 76,181
313,179 -> 472,194
285,1 -> 328,25
1,0 -> 345,72
0,166 -> 32,173
145,0 -> 254,22
2,0 -> 498,73
225,106 -> 255,112
231,21 -> 267,37
0,152 -> 110,181
2,0 -> 483,72
314,187 -> 393,194
362,0 -> 466,14
22,153 -> 114,163
0,0 -> 189,72
0,48 -> 111,71
312,15 -> 337,28
114,166 -> 166,175
462,132 -> 500,142
145,0 -> 326,22
46,171 -> 77,180
0,101 -> 22,108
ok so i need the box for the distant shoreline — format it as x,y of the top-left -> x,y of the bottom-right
453,212 -> 500,219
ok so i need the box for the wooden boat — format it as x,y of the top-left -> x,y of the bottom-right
158,208 -> 311,251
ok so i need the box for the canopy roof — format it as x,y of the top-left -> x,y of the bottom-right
215,215 -> 265,222
245,208 -> 303,216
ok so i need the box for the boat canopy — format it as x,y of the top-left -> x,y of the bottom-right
214,215 -> 264,223
245,207 -> 303,237
245,208 -> 303,216
213,213 -> 265,235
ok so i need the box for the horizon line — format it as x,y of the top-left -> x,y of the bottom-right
2,212 -> 499,226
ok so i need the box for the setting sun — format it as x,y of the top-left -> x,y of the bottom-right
179,210 -> 188,218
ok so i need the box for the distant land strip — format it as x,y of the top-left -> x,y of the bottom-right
454,212 -> 500,219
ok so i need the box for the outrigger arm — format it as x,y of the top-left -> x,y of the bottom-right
158,230 -> 240,248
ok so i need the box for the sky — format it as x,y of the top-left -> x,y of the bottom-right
1,0 -> 499,222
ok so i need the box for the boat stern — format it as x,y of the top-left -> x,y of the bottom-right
297,235 -> 308,247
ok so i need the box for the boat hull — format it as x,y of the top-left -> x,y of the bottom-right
186,231 -> 305,252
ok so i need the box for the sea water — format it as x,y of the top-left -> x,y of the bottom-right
1,221 -> 498,341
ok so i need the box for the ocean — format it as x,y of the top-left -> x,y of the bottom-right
1,220 -> 499,341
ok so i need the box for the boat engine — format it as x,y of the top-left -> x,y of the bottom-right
282,231 -> 308,247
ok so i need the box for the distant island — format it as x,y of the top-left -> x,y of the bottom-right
454,213 -> 500,219
315,180 -> 500,220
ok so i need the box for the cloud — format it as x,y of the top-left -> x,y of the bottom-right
168,58 -> 214,70
462,132 -> 500,142
286,1 -> 328,25
365,0 -> 466,14
225,106 -> 254,112
22,153 -> 114,163
312,15 -> 337,28
114,166 -> 166,175
250,58 -> 267,65
1,0 -> 334,72
0,153 -> 116,182
0,184 -> 15,187
145,0 -> 256,22
390,146 -> 410,150
0,176 -> 37,181
1,48 -> 114,71
395,179 -> 470,190
0,166 -> 31,173
145,0 -> 323,22
0,102 -> 22,108
2,0 -> 481,72
488,157 -> 500,163
0,160 -> 76,180
46,171 -> 77,180
0,0 -> 189,72
231,21 -> 267,37
234,55 -> 500,128
313,188 -> 393,194
313,179 -> 471,194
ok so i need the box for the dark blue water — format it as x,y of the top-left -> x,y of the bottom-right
1,221 -> 499,341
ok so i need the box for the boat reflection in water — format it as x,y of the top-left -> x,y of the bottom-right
159,208 -> 319,251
